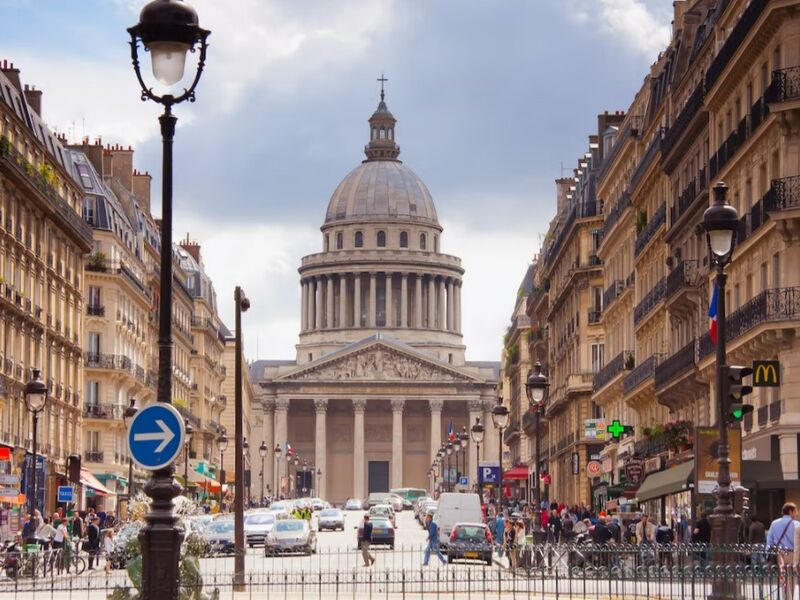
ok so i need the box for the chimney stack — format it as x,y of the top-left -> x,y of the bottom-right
179,233 -> 202,263
0,60 -> 21,93
23,84 -> 42,117
106,144 -> 134,193
132,169 -> 152,213
67,137 -> 105,179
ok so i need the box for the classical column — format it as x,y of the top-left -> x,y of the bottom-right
455,281 -> 462,333
414,275 -> 423,328
467,399 -> 483,487
307,278 -> 316,330
429,399 -> 443,465
274,398 -> 290,494
400,274 -> 408,328
438,277 -> 446,330
354,273 -> 362,327
315,277 -> 323,331
427,276 -> 436,329
385,272 -> 394,327
353,399 -> 368,499
314,399 -> 328,498
339,275 -> 347,328
300,280 -> 307,332
326,276 -> 334,329
391,399 -> 405,488
263,399 -> 275,496
446,279 -> 454,331
368,273 -> 377,327
482,398 -> 497,468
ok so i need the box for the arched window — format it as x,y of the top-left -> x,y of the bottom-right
379,128 -> 386,139
420,233 -> 427,250
354,231 -> 364,248
377,230 -> 386,247
400,231 -> 408,248
324,235 -> 329,252
336,232 -> 343,250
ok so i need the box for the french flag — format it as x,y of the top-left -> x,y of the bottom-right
285,441 -> 293,455
708,285 -> 719,344
448,422 -> 456,442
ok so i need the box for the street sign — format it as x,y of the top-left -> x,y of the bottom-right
0,487 -> 20,497
624,458 -> 645,485
0,474 -> 20,485
586,460 -> 602,476
458,476 -> 468,487
752,360 -> 780,387
478,463 -> 500,485
57,486 -> 74,503
127,403 -> 185,471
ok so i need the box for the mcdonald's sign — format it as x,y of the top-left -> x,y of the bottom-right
752,360 -> 780,387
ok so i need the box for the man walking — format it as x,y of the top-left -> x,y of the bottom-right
768,503 -> 798,600
85,516 -> 101,570
422,514 -> 447,566
360,515 -> 375,567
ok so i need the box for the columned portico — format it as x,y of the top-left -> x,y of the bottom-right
429,399 -> 443,464
274,398 -> 290,493
314,398 -> 328,498
263,399 -> 276,495
400,274 -> 409,328
391,399 -> 405,488
353,398 -> 367,498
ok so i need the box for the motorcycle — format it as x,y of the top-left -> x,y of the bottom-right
2,539 -> 22,579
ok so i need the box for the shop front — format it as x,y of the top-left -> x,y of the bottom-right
502,466 -> 529,503
634,460 -> 694,524
80,469 -> 116,512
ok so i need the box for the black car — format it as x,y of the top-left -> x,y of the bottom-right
357,517 -> 395,549
203,520 -> 236,554
446,523 -> 493,566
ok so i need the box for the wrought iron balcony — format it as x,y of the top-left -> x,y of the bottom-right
766,175 -> 800,212
543,202 -> 597,267
83,403 -> 126,420
599,193 -> 631,246
770,66 -> 800,103
705,0 -> 767,91
623,354 -> 657,394
630,128 -> 665,191
666,260 -> 698,298
699,287 -> 800,359
634,277 -> 666,325
176,405 -> 202,430
634,203 -> 666,256
85,451 -> 104,463
588,310 -> 601,324
654,338 -> 696,390
662,84 -> 704,158
593,351 -> 631,392
709,93 -> 771,180
603,280 -> 622,312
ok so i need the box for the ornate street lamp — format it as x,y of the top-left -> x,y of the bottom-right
703,181 -> 740,596
491,395 -> 509,507
122,399 -> 139,499
458,426 -> 469,486
470,417 -> 485,493
24,369 -> 47,550
128,2 -> 209,597
525,362 -> 549,510
445,442 -> 454,492
259,442 -> 268,505
217,432 -> 228,510
316,467 -> 322,497
273,444 -> 282,498
234,286 -> 250,584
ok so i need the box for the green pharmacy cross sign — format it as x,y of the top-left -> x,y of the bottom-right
607,419 -> 633,440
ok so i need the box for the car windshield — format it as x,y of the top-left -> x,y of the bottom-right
275,521 -> 305,532
369,493 -> 390,501
371,507 -> 390,514
371,518 -> 392,528
246,514 -> 275,525
320,509 -> 340,517
208,521 -> 234,534
455,526 -> 486,541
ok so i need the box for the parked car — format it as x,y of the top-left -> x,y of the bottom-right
386,494 -> 405,512
367,492 -> 394,508
432,493 -> 482,546
268,501 -> 292,513
244,512 -> 277,547
203,520 -> 236,554
357,516 -> 395,549
418,501 -> 438,526
446,523 -> 493,566
310,498 -> 326,511
391,487 -> 428,510
265,519 -> 317,556
413,496 -> 433,518
369,504 -> 396,527
317,508 -> 346,531
344,498 -> 363,511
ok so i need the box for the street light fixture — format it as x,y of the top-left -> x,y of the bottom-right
122,399 -> 139,500
233,287 -> 250,586
470,417 -> 484,493
183,419 -> 194,495
525,361 -> 549,510
458,426 -> 469,487
703,181 -> 740,597
274,444 -> 282,498
491,395 -> 509,507
316,467 -> 322,497
445,442 -> 453,492
128,2 -> 209,597
259,442 -> 268,506
24,368 -> 47,550
217,432 -> 228,510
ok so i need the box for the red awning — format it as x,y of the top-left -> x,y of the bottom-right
502,467 -> 529,481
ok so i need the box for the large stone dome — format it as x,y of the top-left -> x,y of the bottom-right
324,160 -> 439,226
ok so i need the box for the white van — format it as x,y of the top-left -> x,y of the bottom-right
432,492 -> 482,546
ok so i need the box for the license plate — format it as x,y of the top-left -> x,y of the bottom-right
374,529 -> 387,534
464,552 -> 479,558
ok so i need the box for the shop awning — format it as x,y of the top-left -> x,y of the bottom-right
80,469 -> 116,496
184,470 -> 221,493
502,467 -> 529,481
634,460 -> 694,503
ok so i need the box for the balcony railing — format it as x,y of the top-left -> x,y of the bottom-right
603,280 -> 622,312
598,120 -> 633,182
84,451 -> 104,463
666,260 -> 698,298
662,83 -> 704,157
176,405 -> 201,430
709,93 -> 771,180
705,0 -> 768,91
699,287 -> 800,359
543,202 -> 597,267
630,128 -> 665,190
655,338 -> 696,390
599,193 -> 631,246
634,203 -> 666,256
765,175 -> 800,212
634,277 -> 666,325
770,66 -> 800,103
83,403 -> 126,420
588,310 -> 601,324
623,354 -> 657,394
593,351 -> 631,392
86,305 -> 105,317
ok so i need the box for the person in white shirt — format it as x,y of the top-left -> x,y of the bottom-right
35,517 -> 56,548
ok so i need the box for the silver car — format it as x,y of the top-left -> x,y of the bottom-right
317,508 -> 345,531
265,519 -> 317,556
244,512 -> 277,547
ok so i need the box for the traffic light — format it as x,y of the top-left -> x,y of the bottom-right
725,365 -> 753,423
733,485 -> 750,516
67,454 -> 81,484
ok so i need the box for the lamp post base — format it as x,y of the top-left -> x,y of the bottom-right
140,467 -> 184,600
708,511 -> 741,600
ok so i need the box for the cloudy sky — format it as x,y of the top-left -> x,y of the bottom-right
3,0 -> 672,362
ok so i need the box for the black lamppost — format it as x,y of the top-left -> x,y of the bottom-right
274,444 -> 282,498
703,182 -> 740,596
183,419 -> 194,495
123,399 -> 139,500
445,442 -> 454,492
458,426 -> 469,487
293,456 -> 300,497
431,462 -> 439,498
525,362 -> 549,511
259,442 -> 267,505
242,437 -> 250,505
301,460 -> 309,497
217,432 -> 228,510
316,468 -> 322,497
470,417 -> 485,493
24,369 -> 47,549
286,452 -> 294,498
233,287 -> 249,586
491,396 -> 509,507
128,3 -> 209,598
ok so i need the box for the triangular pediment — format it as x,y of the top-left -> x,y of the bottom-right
276,337 -> 481,383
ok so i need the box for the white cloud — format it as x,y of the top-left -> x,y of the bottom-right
563,0 -> 671,59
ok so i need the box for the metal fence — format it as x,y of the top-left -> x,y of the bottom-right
0,543 -> 793,599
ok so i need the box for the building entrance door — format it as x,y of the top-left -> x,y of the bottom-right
368,461 -> 389,493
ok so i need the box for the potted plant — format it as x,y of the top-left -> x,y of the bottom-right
87,250 -> 107,272
664,420 -> 692,451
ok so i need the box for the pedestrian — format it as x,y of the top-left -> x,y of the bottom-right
103,530 -> 115,572
422,514 -> 447,566
494,511 -> 506,558
36,516 -> 56,549
547,506 -> 562,543
692,511 -> 712,566
749,514 -> 766,567
635,514 -> 656,544
71,511 -> 84,540
52,517 -> 69,573
505,518 -> 518,570
768,503 -> 798,600
360,515 -> 375,567
85,516 -> 100,570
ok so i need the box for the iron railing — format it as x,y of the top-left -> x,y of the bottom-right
705,0 -> 768,91
83,404 -> 126,420
766,174 -> 800,212
666,260 -> 698,298
770,65 -> 800,102
602,280 -> 622,313
623,354 -> 656,394
661,83 -> 704,157
654,338 -> 696,390
634,203 -> 666,256
633,277 -> 666,325
593,351 -> 628,392
84,451 -> 104,463
599,193 -> 631,246
629,127 -> 664,190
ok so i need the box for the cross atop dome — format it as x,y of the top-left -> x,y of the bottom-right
365,73 -> 401,161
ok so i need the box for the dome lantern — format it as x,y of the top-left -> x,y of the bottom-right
364,74 -> 400,161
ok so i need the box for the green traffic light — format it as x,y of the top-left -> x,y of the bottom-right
732,408 -> 743,420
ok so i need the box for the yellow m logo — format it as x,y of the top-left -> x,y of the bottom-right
753,362 -> 779,386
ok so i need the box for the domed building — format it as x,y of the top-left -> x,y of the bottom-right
251,88 -> 499,502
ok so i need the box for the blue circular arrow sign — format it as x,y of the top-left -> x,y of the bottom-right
126,403 -> 186,471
